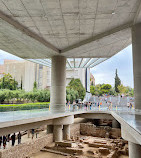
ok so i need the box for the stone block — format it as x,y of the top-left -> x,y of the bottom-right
98,147 -> 110,155
55,142 -> 77,148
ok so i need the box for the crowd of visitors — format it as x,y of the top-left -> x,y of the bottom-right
0,129 -> 38,149
0,132 -> 21,149
66,96 -> 134,111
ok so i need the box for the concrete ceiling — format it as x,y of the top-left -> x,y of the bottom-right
0,0 -> 141,67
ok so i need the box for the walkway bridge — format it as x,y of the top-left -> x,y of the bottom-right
0,107 -> 141,158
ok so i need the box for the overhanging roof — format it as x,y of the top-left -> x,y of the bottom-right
28,58 -> 107,68
0,0 -> 141,67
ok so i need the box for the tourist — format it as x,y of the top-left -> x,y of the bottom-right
110,102 -> 113,109
31,129 -> 35,139
90,103 -> 92,110
7,134 -> 10,142
3,135 -> 7,149
86,102 -> 88,110
127,102 -> 130,108
0,136 -> 2,149
100,102 -> 102,107
11,133 -> 16,146
18,132 -> 21,144
130,103 -> 133,109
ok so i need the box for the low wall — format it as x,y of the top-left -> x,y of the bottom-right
80,123 -> 121,138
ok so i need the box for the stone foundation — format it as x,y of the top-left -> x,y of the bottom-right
80,123 -> 121,138
70,123 -> 80,138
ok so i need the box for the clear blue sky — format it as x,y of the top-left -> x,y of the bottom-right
0,45 -> 134,88
90,45 -> 134,88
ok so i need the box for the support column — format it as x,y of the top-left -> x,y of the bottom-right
128,142 -> 141,158
51,56 -> 66,113
112,119 -> 120,128
27,130 -> 30,138
132,23 -> 141,110
63,125 -> 70,140
53,125 -> 62,142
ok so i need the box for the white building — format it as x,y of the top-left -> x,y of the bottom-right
0,60 -> 90,92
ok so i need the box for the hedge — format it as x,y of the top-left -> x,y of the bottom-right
0,102 -> 50,112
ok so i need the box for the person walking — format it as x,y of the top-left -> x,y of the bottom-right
3,135 -> 7,149
11,133 -> 16,146
18,132 -> 21,144
7,134 -> 10,142
0,136 -> 2,149
90,103 -> 92,110
31,129 -> 35,139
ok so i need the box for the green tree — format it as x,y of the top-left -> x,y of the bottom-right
100,84 -> 112,94
33,81 -> 37,90
0,73 -> 18,90
68,78 -> 86,100
115,69 -> 121,93
90,85 -> 95,95
66,87 -> 79,103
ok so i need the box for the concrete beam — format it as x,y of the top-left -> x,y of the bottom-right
133,0 -> 141,24
0,10 -> 60,53
76,113 -> 114,120
61,23 -> 132,53
0,119 -> 53,136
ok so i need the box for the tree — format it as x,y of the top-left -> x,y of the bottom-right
100,84 -> 112,94
33,81 -> 37,90
68,78 -> 86,100
118,84 -> 126,94
90,85 -> 95,95
0,73 -> 18,90
115,69 -> 121,93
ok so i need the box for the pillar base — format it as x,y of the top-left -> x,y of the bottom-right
53,125 -> 63,142
63,125 -> 70,140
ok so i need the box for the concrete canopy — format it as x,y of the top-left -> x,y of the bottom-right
0,0 -> 141,67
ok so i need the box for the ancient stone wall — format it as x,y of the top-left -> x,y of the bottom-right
70,123 -> 80,137
80,123 -> 121,138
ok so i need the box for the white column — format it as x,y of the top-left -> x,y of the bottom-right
50,56 -> 66,113
132,23 -> 141,110
63,125 -> 70,140
129,142 -> 141,158
53,125 -> 62,142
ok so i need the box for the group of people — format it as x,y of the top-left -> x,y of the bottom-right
127,102 -> 133,109
0,132 -> 21,149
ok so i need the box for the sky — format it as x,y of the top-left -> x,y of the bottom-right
0,44 -> 134,88
90,45 -> 134,88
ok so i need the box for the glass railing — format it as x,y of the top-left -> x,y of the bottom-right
0,102 -> 136,123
